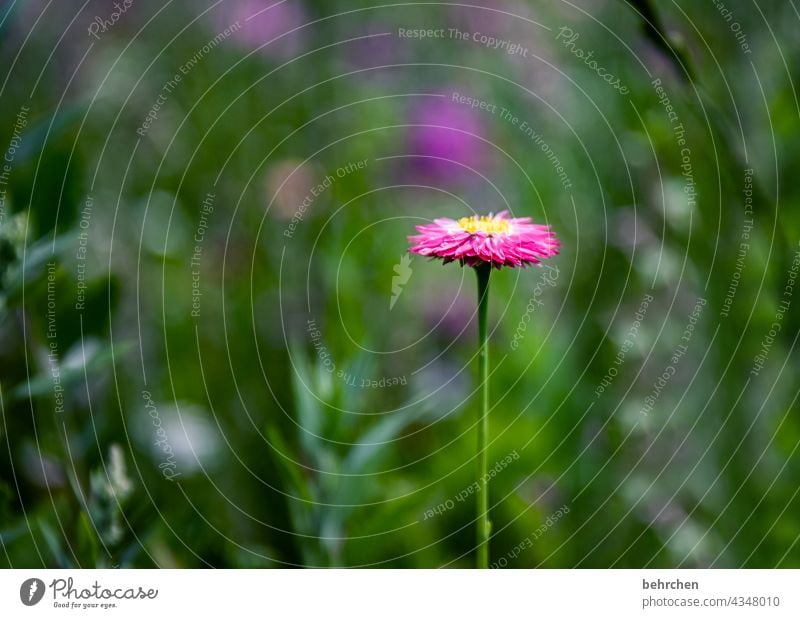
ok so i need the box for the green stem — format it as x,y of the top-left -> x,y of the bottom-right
475,262 -> 491,568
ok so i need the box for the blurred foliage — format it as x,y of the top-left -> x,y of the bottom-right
1,0 -> 799,568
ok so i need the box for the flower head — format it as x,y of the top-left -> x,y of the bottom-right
408,211 -> 559,268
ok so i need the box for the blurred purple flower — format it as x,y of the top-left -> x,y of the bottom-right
407,93 -> 487,181
340,23 -> 405,70
213,0 -> 308,60
446,0 -> 512,35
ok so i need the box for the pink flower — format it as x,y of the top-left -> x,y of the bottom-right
408,211 -> 559,268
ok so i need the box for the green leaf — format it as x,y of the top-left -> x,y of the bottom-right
12,340 -> 134,401
343,404 -> 430,475
264,424 -> 315,504
3,234 -> 72,300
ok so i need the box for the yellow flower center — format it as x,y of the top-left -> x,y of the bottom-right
458,215 -> 510,235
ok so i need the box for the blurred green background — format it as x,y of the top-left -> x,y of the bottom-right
1,0 -> 799,568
